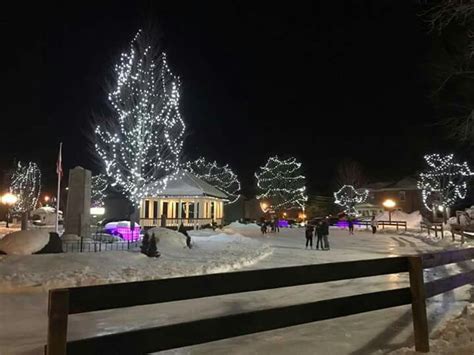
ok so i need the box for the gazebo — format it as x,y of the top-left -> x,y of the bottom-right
139,171 -> 228,228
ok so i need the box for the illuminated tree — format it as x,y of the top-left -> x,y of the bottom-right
95,30 -> 185,206
185,157 -> 241,204
255,156 -> 307,210
334,185 -> 368,215
91,174 -> 108,207
418,153 -> 472,220
9,161 -> 41,230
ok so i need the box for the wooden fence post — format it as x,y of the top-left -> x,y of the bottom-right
46,288 -> 69,355
408,256 -> 429,353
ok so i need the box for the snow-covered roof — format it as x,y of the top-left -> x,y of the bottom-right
363,177 -> 419,191
147,171 -> 228,199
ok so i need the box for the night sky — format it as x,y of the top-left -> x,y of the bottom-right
1,1 -> 447,196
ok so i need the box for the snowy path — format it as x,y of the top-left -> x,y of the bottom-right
1,227 -> 472,354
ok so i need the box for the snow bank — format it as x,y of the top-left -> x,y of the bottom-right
375,210 -> 422,229
386,303 -> 474,355
147,227 -> 188,249
0,232 -> 271,292
227,221 -> 260,229
0,230 -> 50,255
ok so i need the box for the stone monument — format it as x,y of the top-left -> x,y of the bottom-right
65,167 -> 91,237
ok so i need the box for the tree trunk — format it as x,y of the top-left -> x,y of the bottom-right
21,211 -> 29,231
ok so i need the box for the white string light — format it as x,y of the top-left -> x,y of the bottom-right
9,161 -> 41,213
418,153 -> 473,211
95,30 -> 185,206
91,174 -> 108,207
185,157 -> 241,204
334,185 -> 368,215
255,156 -> 307,210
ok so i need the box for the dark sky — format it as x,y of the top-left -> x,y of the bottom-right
0,1 -> 445,196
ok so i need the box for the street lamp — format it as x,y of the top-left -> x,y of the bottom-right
260,202 -> 268,213
382,199 -> 396,222
1,193 -> 18,228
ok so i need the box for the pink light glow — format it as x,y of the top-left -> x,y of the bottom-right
105,225 -> 141,241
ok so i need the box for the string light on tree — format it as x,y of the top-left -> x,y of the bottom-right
255,156 -> 307,210
95,30 -> 185,206
91,174 -> 108,207
417,153 -> 473,213
9,161 -> 41,213
333,185 -> 368,215
185,158 -> 241,204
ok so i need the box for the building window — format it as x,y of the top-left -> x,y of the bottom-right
153,201 -> 158,219
188,202 -> 195,219
399,191 -> 406,202
162,202 -> 169,218
144,200 -> 150,218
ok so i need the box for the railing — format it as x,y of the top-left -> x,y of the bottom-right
357,220 -> 407,231
62,239 -> 141,253
140,217 -> 222,228
420,221 -> 444,239
45,248 -> 474,355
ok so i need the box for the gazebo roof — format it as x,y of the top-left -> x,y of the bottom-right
152,171 -> 228,199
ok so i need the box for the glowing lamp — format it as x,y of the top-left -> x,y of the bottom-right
437,205 -> 444,212
90,207 -> 105,216
44,195 -> 50,202
1,193 -> 18,206
260,202 -> 268,212
383,199 -> 396,209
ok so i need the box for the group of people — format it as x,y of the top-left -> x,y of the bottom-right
260,217 -> 280,234
305,219 -> 330,250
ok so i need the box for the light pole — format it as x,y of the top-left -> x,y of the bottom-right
382,199 -> 396,222
1,193 -> 18,228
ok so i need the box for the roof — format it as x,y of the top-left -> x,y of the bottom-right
363,177 -> 419,191
149,171 -> 228,199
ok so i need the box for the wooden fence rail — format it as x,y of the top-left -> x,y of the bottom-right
420,221 -> 444,239
46,248 -> 474,355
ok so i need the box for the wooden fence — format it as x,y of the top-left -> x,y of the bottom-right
45,248 -> 474,355
358,220 -> 407,231
420,221 -> 444,239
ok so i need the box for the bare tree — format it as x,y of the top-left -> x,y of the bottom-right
423,0 -> 474,145
10,161 -> 41,230
95,30 -> 185,208
335,159 -> 366,188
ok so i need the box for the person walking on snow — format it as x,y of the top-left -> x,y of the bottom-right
305,224 -> 314,249
316,220 -> 324,250
347,217 -> 354,235
371,215 -> 378,234
321,218 -> 330,250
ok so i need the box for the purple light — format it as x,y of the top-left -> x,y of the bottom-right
278,220 -> 289,228
104,222 -> 141,241
336,220 -> 362,228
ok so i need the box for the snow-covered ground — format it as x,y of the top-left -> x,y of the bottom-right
0,225 -> 472,354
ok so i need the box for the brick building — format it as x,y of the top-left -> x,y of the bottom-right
357,177 -> 423,215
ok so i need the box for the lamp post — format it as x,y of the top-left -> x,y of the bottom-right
382,199 -> 396,222
1,193 -> 18,228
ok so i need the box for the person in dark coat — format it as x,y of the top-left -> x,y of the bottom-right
321,219 -> 330,250
315,221 -> 324,250
261,220 -> 267,235
305,224 -> 314,249
347,217 -> 354,235
178,223 -> 192,248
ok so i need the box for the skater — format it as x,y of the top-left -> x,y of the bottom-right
371,215 -> 378,234
315,220 -> 324,250
321,218 -> 330,250
261,221 -> 267,235
305,224 -> 314,249
347,217 -> 354,235
274,218 -> 280,233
